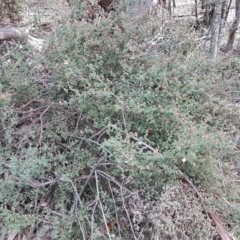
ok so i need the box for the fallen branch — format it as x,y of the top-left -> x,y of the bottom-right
209,212 -> 232,240
0,25 -> 44,50
0,27 -> 28,41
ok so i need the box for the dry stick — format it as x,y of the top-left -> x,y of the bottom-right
58,175 -> 84,223
95,171 -> 112,240
67,177 -> 82,205
49,210 -> 66,217
89,127 -> 108,140
90,200 -> 99,240
120,187 -> 138,239
26,176 -> 61,188
67,178 -> 87,240
78,134 -> 86,149
109,125 -> 160,154
121,108 -> 128,134
28,174 -> 82,208
55,142 -> 71,152
74,113 -> 82,133
27,174 -> 87,238
130,135 -> 160,154
97,130 -> 107,143
17,112 -> 40,123
70,136 -> 102,146
209,212 -> 232,240
173,166 -> 208,214
14,105 -> 50,114
107,179 -> 123,240
96,170 -> 131,193
15,99 -> 36,110
37,104 -> 53,147
79,156 -> 111,198
77,217 -> 87,240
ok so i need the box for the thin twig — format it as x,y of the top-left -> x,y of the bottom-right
90,200 -> 99,240
95,171 -> 112,240
96,170 -> 131,193
14,105 -> 48,114
68,177 -> 82,206
15,99 -> 36,110
173,165 -> 208,214
37,103 -> 53,147
26,176 -> 60,188
17,112 -> 40,122
78,134 -> 86,149
70,136 -> 102,146
130,135 -> 161,155
97,130 -> 107,143
107,179 -> 123,240
49,210 -> 66,217
89,127 -> 108,140
79,156 -> 111,198
74,113 -> 82,133
120,187 -> 137,239
77,214 -> 87,240
109,124 -> 161,155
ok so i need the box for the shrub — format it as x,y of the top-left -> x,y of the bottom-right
0,6 -> 239,239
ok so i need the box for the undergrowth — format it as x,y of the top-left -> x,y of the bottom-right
0,4 -> 240,239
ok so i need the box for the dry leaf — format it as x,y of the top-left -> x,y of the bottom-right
103,220 -> 117,232
146,129 -> 154,135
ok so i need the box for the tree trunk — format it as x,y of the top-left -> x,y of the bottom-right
202,0 -> 206,9
194,0 -> 198,19
209,0 -> 223,61
225,0 -> 233,22
225,0 -> 240,52
217,0 -> 228,50
203,1 -> 213,27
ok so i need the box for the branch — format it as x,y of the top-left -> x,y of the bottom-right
0,27 -> 28,41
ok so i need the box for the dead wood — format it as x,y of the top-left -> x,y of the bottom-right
0,26 -> 28,41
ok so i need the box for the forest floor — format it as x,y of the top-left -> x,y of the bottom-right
1,0 -> 240,239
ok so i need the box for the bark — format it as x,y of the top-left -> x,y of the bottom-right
195,0 -> 198,19
172,0 -> 176,8
225,0 -> 240,52
221,0 -> 228,27
209,0 -> 223,61
225,0 -> 233,22
217,0 -> 228,50
202,0 -> 206,9
0,25 -> 43,50
203,1 -> 212,27
0,27 -> 28,41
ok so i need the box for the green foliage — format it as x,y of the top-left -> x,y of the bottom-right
0,209 -> 35,231
0,7 -> 239,239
